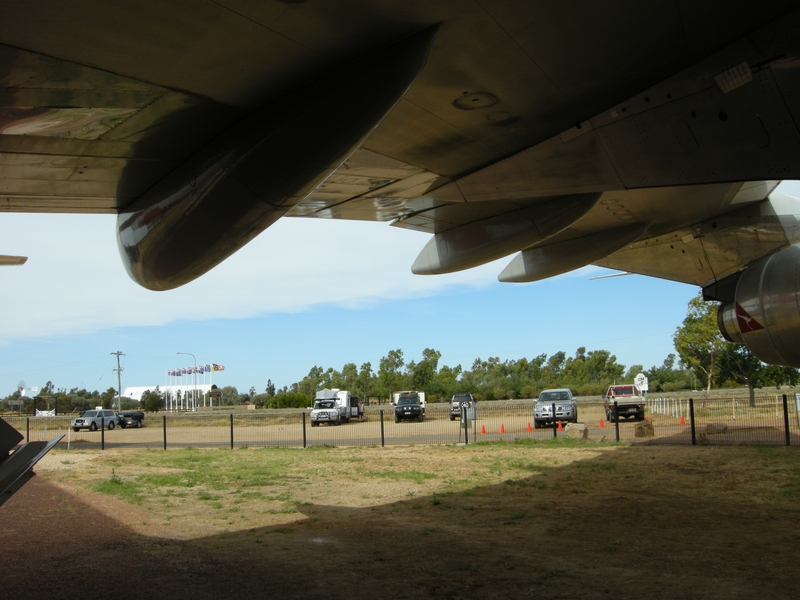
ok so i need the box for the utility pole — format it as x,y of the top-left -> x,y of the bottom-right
111,351 -> 125,413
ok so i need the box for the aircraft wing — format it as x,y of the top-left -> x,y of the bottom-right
2,2 -> 800,365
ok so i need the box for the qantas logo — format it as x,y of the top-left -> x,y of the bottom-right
735,302 -> 764,333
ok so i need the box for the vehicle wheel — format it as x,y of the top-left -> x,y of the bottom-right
450,415 -> 455,421
394,416 -> 400,423
573,411 -> 578,423
72,427 -> 80,432
89,422 -> 97,431
119,420 -> 127,429
107,420 -> 115,430
419,415 -> 424,422
135,420 -> 142,428
533,421 -> 540,429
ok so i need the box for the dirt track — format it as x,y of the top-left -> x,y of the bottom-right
2,442 -> 799,600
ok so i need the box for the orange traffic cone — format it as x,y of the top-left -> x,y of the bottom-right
557,421 -> 564,431
527,422 -> 532,433
599,418 -> 605,429
679,415 -> 686,426
499,424 -> 505,434
481,424 -> 486,435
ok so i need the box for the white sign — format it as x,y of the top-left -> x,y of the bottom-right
634,372 -> 649,392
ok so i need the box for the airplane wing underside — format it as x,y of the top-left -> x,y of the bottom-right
2,2 -> 800,365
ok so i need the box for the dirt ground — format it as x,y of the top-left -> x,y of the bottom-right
1,441 -> 798,600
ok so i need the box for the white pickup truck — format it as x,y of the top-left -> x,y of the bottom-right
309,399 -> 341,426
603,384 -> 646,422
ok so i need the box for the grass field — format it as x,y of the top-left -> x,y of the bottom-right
1,439 -> 798,599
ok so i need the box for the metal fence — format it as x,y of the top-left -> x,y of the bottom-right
6,394 -> 799,450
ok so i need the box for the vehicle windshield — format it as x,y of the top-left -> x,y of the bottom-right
539,391 -> 570,402
314,401 -> 335,409
452,395 -> 472,402
81,410 -> 98,417
398,397 -> 419,406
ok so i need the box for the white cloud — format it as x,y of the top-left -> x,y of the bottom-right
0,213 -> 501,343
4,180 -> 797,344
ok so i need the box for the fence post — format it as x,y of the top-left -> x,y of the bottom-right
163,414 -> 167,450
230,413 -> 234,449
689,398 -> 696,445
463,405 -> 469,445
783,394 -> 790,447
796,393 -> 800,429
552,403 -> 557,438
26,417 -> 29,443
302,412 -> 307,448
380,410 -> 385,447
101,416 -> 105,450
613,401 -> 619,442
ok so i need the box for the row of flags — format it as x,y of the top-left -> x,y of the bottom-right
167,364 -> 225,376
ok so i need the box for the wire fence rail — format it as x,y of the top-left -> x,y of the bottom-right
5,394 -> 799,450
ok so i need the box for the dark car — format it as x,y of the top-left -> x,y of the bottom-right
449,393 -> 476,420
117,411 -> 145,428
394,395 -> 424,423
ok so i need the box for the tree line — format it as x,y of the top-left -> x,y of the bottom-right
2,294 -> 797,413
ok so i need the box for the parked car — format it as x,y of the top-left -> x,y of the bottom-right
309,399 -> 341,426
71,409 -> 118,432
394,395 -> 424,423
117,411 -> 145,428
603,384 -> 646,421
449,393 -> 476,420
533,389 -> 578,428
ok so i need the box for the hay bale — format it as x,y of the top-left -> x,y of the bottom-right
635,420 -> 655,437
705,422 -> 728,434
564,422 -> 588,440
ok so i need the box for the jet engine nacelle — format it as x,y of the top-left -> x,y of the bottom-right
116,27 -> 438,291
717,244 -> 800,367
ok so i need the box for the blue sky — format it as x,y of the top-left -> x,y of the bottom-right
2,180 -> 798,396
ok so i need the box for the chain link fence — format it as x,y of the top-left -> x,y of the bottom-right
5,394 -> 798,450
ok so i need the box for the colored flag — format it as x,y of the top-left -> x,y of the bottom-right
198,365 -> 205,374
205,364 -> 211,373
212,364 -> 225,372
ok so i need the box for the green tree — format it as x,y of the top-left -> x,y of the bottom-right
219,386 -> 239,406
674,294 -> 726,398
410,348 -> 441,391
265,379 -> 276,397
141,388 -> 164,412
357,362 -> 374,399
715,344 -> 798,407
378,349 -> 405,399
297,366 -> 324,398
340,363 -> 358,391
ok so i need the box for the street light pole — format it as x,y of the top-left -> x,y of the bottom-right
111,351 -> 125,413
177,352 -> 197,411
